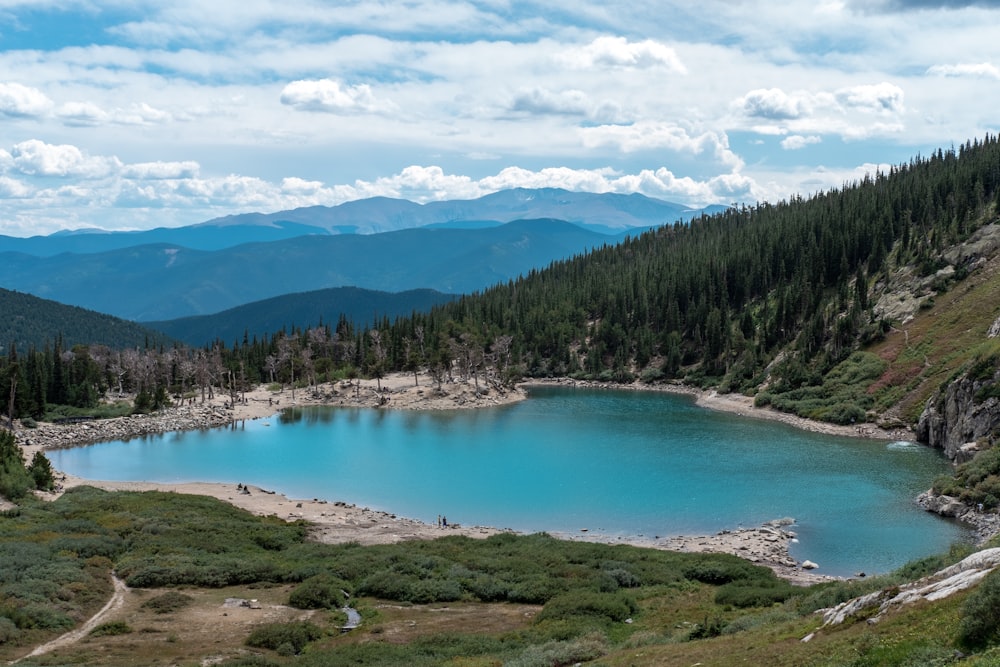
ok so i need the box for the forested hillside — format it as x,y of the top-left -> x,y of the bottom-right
147,287 -> 457,348
0,288 -> 171,355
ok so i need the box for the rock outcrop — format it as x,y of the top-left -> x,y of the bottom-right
820,547 -> 1000,628
916,369 -> 1000,463
916,490 -> 1000,540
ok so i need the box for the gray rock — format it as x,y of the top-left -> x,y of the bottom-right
917,369 -> 1000,463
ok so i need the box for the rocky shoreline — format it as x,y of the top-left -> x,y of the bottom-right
15,403 -> 237,451
916,490 -> 1000,543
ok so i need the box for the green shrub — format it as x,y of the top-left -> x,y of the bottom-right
821,401 -> 867,425
688,615 -> 725,639
6,603 -> 73,630
407,578 -> 463,604
960,568 -> 1000,648
505,634 -> 608,667
0,430 -> 33,500
506,574 -> 562,604
288,574 -> 349,610
49,534 -> 123,559
465,574 -> 508,601
356,571 -> 415,600
0,616 -> 20,644
538,591 -> 637,624
245,621 -> 323,654
89,621 -> 132,637
933,446 -> 1000,508
141,591 -> 194,614
714,581 -> 797,608
640,367 -> 665,384
682,557 -> 764,585
219,655 -> 280,667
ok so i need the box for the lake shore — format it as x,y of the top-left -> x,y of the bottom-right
13,371 -> 926,586
522,377 -> 916,442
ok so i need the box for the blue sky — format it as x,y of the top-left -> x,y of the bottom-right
0,0 -> 998,236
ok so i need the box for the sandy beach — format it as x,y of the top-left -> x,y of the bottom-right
12,372 -> 911,585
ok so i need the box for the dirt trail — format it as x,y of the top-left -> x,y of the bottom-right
11,574 -> 128,664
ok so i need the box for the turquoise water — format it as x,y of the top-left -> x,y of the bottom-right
48,387 -> 969,576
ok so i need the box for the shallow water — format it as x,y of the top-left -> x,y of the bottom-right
49,386 -> 970,576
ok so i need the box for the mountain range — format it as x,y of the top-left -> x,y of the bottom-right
0,188 -> 724,256
0,189 -> 721,326
0,218 -> 608,322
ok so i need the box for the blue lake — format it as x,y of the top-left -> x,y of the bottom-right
48,386 -> 970,577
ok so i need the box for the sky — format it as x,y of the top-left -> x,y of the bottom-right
1,0 -> 999,236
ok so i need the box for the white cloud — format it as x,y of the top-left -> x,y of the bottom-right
331,163 -> 756,208
57,102 -> 111,127
739,88 -> 814,120
734,82 -> 906,142
781,135 -> 822,150
0,176 -> 32,198
122,161 -> 200,179
511,88 -> 591,116
357,165 -> 480,201
835,82 -> 904,114
579,122 -> 744,169
561,36 -> 687,73
56,101 -> 173,127
926,62 -> 1000,79
508,87 -> 626,122
480,165 -> 620,194
280,78 -> 392,114
0,82 -> 53,118
738,83 -> 903,121
280,177 -> 325,194
113,102 -> 173,125
9,140 -> 121,178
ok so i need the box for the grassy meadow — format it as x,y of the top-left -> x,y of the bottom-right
0,485 -> 998,666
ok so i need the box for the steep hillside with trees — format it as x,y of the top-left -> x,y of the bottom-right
0,288 -> 171,355
147,287 -> 457,348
